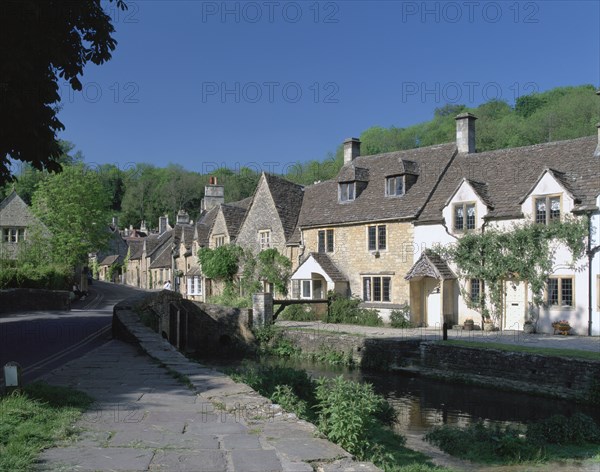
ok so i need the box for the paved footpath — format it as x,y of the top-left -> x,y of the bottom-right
276,321 -> 600,353
36,328 -> 379,471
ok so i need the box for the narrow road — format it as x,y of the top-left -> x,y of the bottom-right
0,281 -> 149,385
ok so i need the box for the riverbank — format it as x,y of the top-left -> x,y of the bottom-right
273,322 -> 600,403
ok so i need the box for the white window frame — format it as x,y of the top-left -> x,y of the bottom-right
339,182 -> 355,202
259,230 -> 271,250
534,194 -> 561,225
214,234 -> 225,247
385,175 -> 404,197
453,202 -> 476,232
546,276 -> 574,308
187,275 -> 202,296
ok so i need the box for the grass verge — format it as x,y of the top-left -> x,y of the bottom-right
440,340 -> 600,361
0,382 -> 93,472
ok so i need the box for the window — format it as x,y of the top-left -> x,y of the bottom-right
259,230 -> 271,249
2,228 -> 25,243
302,280 -> 311,299
546,277 -> 573,307
187,276 -> 202,295
318,229 -> 334,253
453,203 -> 476,231
386,176 -> 404,196
214,235 -> 225,247
367,225 -> 386,251
470,279 -> 481,304
363,276 -> 391,302
535,196 -> 560,225
339,182 -> 355,202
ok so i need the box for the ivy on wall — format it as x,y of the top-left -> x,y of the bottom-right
433,217 -> 588,325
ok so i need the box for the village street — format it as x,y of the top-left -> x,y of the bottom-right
0,281 -> 148,385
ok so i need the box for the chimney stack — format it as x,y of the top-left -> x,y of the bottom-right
343,138 -> 361,164
159,215 -> 169,235
595,90 -> 600,158
201,176 -> 225,211
176,209 -> 190,225
111,216 -> 118,228
455,113 -> 477,154
140,220 -> 147,234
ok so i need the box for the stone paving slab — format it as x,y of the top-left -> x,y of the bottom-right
37,447 -> 155,471
33,301 -> 382,471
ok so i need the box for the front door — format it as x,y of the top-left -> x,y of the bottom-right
426,282 -> 442,328
504,280 -> 526,329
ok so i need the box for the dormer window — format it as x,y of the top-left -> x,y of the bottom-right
339,182 -> 355,202
453,203 -> 476,231
534,195 -> 560,225
386,176 -> 404,196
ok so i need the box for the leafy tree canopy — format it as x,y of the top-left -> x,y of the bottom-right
0,0 -> 127,184
31,164 -> 113,268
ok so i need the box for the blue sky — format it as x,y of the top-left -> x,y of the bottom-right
56,0 -> 600,174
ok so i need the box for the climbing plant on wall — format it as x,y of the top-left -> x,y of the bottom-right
433,217 -> 588,326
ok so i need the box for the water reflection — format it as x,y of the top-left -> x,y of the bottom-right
201,356 -> 600,435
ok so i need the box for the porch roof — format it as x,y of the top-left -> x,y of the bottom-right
405,250 -> 456,280
291,252 -> 347,283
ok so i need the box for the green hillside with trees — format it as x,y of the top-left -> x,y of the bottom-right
2,84 -> 598,231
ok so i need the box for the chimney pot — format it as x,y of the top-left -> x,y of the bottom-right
455,113 -> 477,154
343,138 -> 361,164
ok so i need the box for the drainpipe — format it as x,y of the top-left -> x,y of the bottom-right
586,211 -> 600,336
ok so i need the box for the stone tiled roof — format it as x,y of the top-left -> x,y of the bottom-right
446,178 -> 494,209
127,239 -> 144,260
221,204 -> 248,241
310,252 -> 347,282
418,136 -> 599,222
229,197 -> 253,210
337,165 -> 369,183
99,254 -> 122,267
264,173 -> 305,241
195,206 -> 219,247
149,241 -> 173,269
297,143 -> 457,227
0,191 -> 43,228
405,250 -> 456,280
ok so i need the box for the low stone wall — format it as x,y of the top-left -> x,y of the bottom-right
419,343 -> 600,402
130,291 -> 255,357
278,328 -> 600,402
279,329 -> 422,369
0,288 -> 71,313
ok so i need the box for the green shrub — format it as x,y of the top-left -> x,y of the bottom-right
279,303 -> 319,321
271,385 -> 308,418
328,294 -> 383,326
527,413 -> 600,445
425,421 -> 540,463
315,376 -> 399,457
390,304 -> 413,328
0,264 -> 71,290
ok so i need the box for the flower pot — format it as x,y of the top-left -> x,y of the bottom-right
483,322 -> 495,332
557,324 -> 570,335
523,323 -> 535,334
463,321 -> 474,331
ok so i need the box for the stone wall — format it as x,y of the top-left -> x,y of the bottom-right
132,290 -> 254,357
0,288 -> 71,313
419,343 -> 600,401
302,221 -> 415,318
279,329 -> 422,369
278,328 -> 600,402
